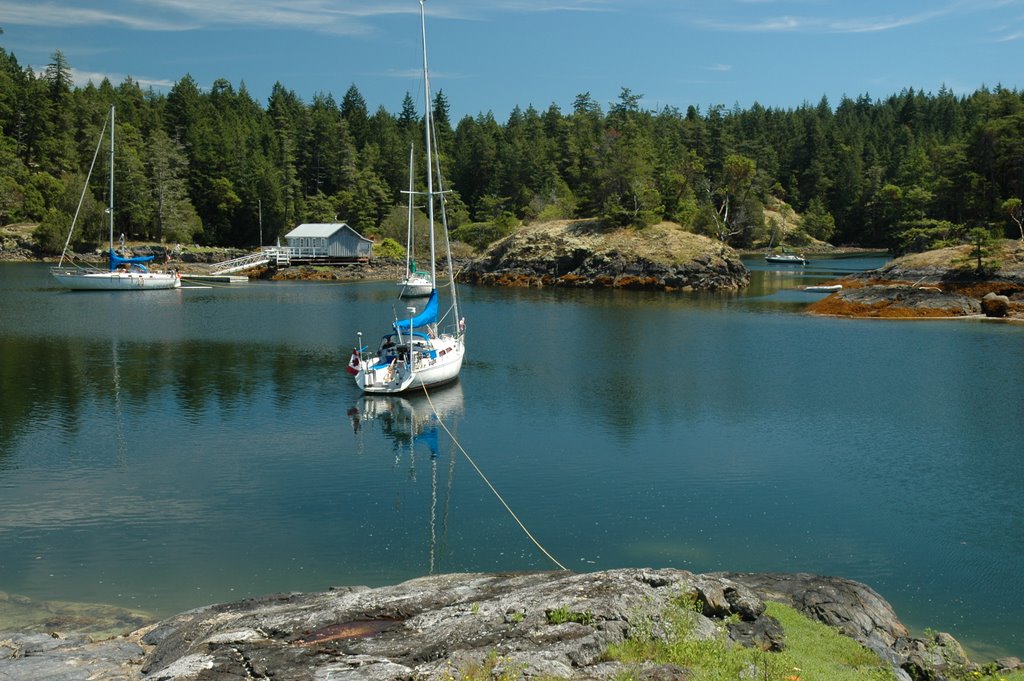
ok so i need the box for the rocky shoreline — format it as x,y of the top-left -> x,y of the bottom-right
8,219 -> 1024,319
1,569 -> 1021,681
806,241 -> 1024,321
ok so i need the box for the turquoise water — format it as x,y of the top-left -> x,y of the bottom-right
1,258 -> 1022,659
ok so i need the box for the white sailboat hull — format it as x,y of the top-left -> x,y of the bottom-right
51,268 -> 181,290
357,336 -> 464,394
398,275 -> 433,297
765,254 -> 806,264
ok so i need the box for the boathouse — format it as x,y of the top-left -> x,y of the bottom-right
283,223 -> 373,263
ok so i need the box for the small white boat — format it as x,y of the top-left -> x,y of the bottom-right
398,272 -> 433,297
803,284 -> 843,292
765,253 -> 807,265
50,106 -> 180,291
350,0 -> 465,395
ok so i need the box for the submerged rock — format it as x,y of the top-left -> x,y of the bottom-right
0,590 -> 154,641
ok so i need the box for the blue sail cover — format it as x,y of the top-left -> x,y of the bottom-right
109,249 -> 154,272
393,289 -> 438,333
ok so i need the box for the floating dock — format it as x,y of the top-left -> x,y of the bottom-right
181,273 -> 250,284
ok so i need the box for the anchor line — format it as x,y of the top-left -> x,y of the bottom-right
421,384 -> 569,572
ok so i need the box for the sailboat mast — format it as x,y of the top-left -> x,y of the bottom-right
419,0 -> 437,286
432,119 -> 461,333
406,144 -> 415,278
109,105 -> 115,254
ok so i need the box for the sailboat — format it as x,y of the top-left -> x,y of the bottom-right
349,0 -> 465,394
50,106 -> 181,291
765,252 -> 807,265
398,144 -> 433,298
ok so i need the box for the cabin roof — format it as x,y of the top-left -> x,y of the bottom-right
285,223 -> 370,241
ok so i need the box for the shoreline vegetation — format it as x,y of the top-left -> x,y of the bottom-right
1,569 -> 1022,680
6,216 -> 1023,320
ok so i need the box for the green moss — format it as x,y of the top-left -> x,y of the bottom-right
439,650 -> 523,681
766,602 -> 896,681
546,605 -> 595,626
607,600 -> 899,681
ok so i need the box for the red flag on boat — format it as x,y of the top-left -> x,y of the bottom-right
346,348 -> 361,375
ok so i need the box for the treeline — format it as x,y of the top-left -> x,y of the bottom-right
2,40 -> 1023,254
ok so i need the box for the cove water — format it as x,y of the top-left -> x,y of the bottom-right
0,257 -> 1021,659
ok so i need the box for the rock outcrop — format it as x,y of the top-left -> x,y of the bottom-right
810,284 -> 983,318
462,220 -> 749,292
4,569 -> 1019,681
0,223 -> 40,262
808,240 -> 1024,320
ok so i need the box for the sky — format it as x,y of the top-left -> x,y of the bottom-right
1,0 -> 1022,122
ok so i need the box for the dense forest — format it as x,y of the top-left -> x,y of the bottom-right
2,36 -> 1023,255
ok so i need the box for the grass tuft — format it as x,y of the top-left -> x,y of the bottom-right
607,600 -> 901,681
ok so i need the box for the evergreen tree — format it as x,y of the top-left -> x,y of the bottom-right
451,113 -> 501,220
1002,197 -> 1023,240
148,126 -> 202,243
596,114 -> 663,228
340,84 -> 369,149
6,24 -> 1024,253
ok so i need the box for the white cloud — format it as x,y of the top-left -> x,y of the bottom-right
992,29 -> 1024,41
70,67 -> 176,91
0,0 -> 620,34
0,1 -> 194,29
697,9 -> 951,34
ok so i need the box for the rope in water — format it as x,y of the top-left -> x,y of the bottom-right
421,383 -> 569,572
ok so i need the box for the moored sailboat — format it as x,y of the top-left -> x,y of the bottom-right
765,252 -> 807,265
350,0 -> 465,394
50,106 -> 180,291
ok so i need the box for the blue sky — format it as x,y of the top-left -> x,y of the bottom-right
1,0 -> 1021,121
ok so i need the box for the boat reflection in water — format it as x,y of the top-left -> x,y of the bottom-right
347,382 -> 464,573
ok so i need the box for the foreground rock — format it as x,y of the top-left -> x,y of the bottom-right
4,569 -> 1019,681
463,220 -> 749,291
808,240 -> 1024,320
0,632 -> 147,681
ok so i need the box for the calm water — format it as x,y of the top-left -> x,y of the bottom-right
1,257 -> 1022,659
